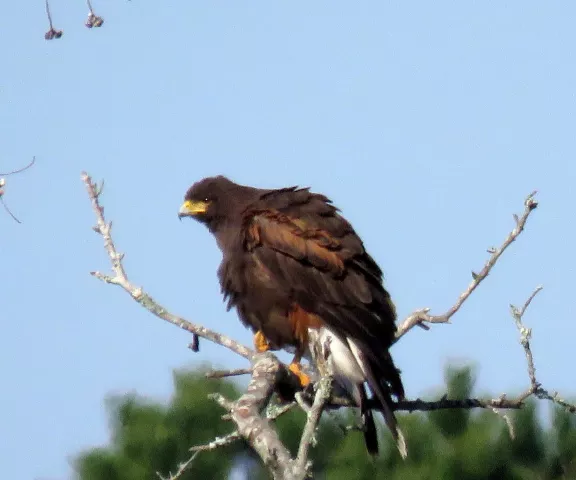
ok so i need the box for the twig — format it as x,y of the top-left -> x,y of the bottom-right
44,0 -> 63,39
510,286 -> 543,392
510,287 -> 576,414
265,400 -> 297,420
191,432 -> 241,452
294,392 -> 312,413
396,191 -> 538,341
190,401 -> 295,453
295,374 -> 332,477
293,335 -> 334,477
81,172 -> 254,359
156,452 -> 199,480
205,367 -> 252,379
0,157 -> 37,223
0,188 -> 22,223
85,0 -> 104,28
492,407 -> 515,439
0,156 -> 36,176
325,394 -> 525,412
170,401 -> 297,480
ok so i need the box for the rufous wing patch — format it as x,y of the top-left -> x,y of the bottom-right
245,210 -> 345,275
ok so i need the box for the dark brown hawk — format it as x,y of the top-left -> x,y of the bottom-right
179,176 -> 406,457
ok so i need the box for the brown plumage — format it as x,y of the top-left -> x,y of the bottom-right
179,175 -> 406,457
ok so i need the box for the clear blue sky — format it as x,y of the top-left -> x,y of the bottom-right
1,2 -> 575,479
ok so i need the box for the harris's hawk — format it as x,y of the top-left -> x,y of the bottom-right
178,176 -> 406,457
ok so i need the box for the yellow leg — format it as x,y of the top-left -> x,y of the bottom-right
254,330 -> 270,353
288,354 -> 311,387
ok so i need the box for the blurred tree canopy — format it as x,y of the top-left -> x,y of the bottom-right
73,365 -> 576,480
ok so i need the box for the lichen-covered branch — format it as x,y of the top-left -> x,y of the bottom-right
294,374 -> 332,477
396,191 -> 538,341
205,367 -> 253,379
210,352 -> 299,480
509,287 -> 575,413
81,172 -> 254,359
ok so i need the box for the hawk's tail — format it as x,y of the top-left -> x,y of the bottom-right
359,384 -> 378,455
374,385 -> 407,459
350,341 -> 408,459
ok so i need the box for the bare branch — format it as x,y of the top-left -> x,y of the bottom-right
192,433 -> 241,453
0,156 -> 36,176
396,191 -> 538,341
0,157 -> 37,223
0,195 -> 22,224
205,367 -> 252,379
156,452 -> 200,480
295,374 -> 332,477
170,400 -> 297,480
510,287 -> 576,414
492,407 -> 515,439
85,0 -> 104,28
325,393 -> 524,412
81,172 -> 254,359
212,352 -> 298,480
510,286 -> 543,391
44,0 -> 63,40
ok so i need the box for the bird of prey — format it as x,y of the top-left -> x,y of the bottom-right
178,176 -> 406,457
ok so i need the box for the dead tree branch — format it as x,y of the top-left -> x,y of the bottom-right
85,0 -> 104,29
210,352 -> 299,480
205,367 -> 253,379
44,0 -> 63,40
295,374 -> 332,477
81,172 -> 253,360
0,156 -> 36,176
1,156 -> 37,223
509,287 -> 576,413
156,452 -> 200,480
165,399 -> 298,480
396,191 -> 538,341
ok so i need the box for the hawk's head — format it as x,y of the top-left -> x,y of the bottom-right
178,175 -> 258,232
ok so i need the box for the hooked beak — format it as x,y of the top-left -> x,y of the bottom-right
178,199 -> 209,220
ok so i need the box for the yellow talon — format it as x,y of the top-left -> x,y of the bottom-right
254,331 -> 270,353
288,362 -> 311,387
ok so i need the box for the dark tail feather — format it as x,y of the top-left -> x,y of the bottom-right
347,338 -> 407,458
362,361 -> 407,459
360,385 -> 379,455
374,386 -> 407,459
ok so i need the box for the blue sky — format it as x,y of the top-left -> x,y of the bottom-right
1,1 -> 575,478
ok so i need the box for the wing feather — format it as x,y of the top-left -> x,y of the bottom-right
241,193 -> 403,399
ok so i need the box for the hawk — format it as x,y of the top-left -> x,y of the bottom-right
179,176 -> 406,457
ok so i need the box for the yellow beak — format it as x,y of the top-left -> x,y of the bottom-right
178,200 -> 209,218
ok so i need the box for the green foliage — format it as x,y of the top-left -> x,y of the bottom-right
321,366 -> 576,480
74,368 -> 243,480
74,364 -> 576,480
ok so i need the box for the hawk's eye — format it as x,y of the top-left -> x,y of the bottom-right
204,197 -> 210,202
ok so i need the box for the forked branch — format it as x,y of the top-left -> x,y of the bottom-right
396,191 -> 538,341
